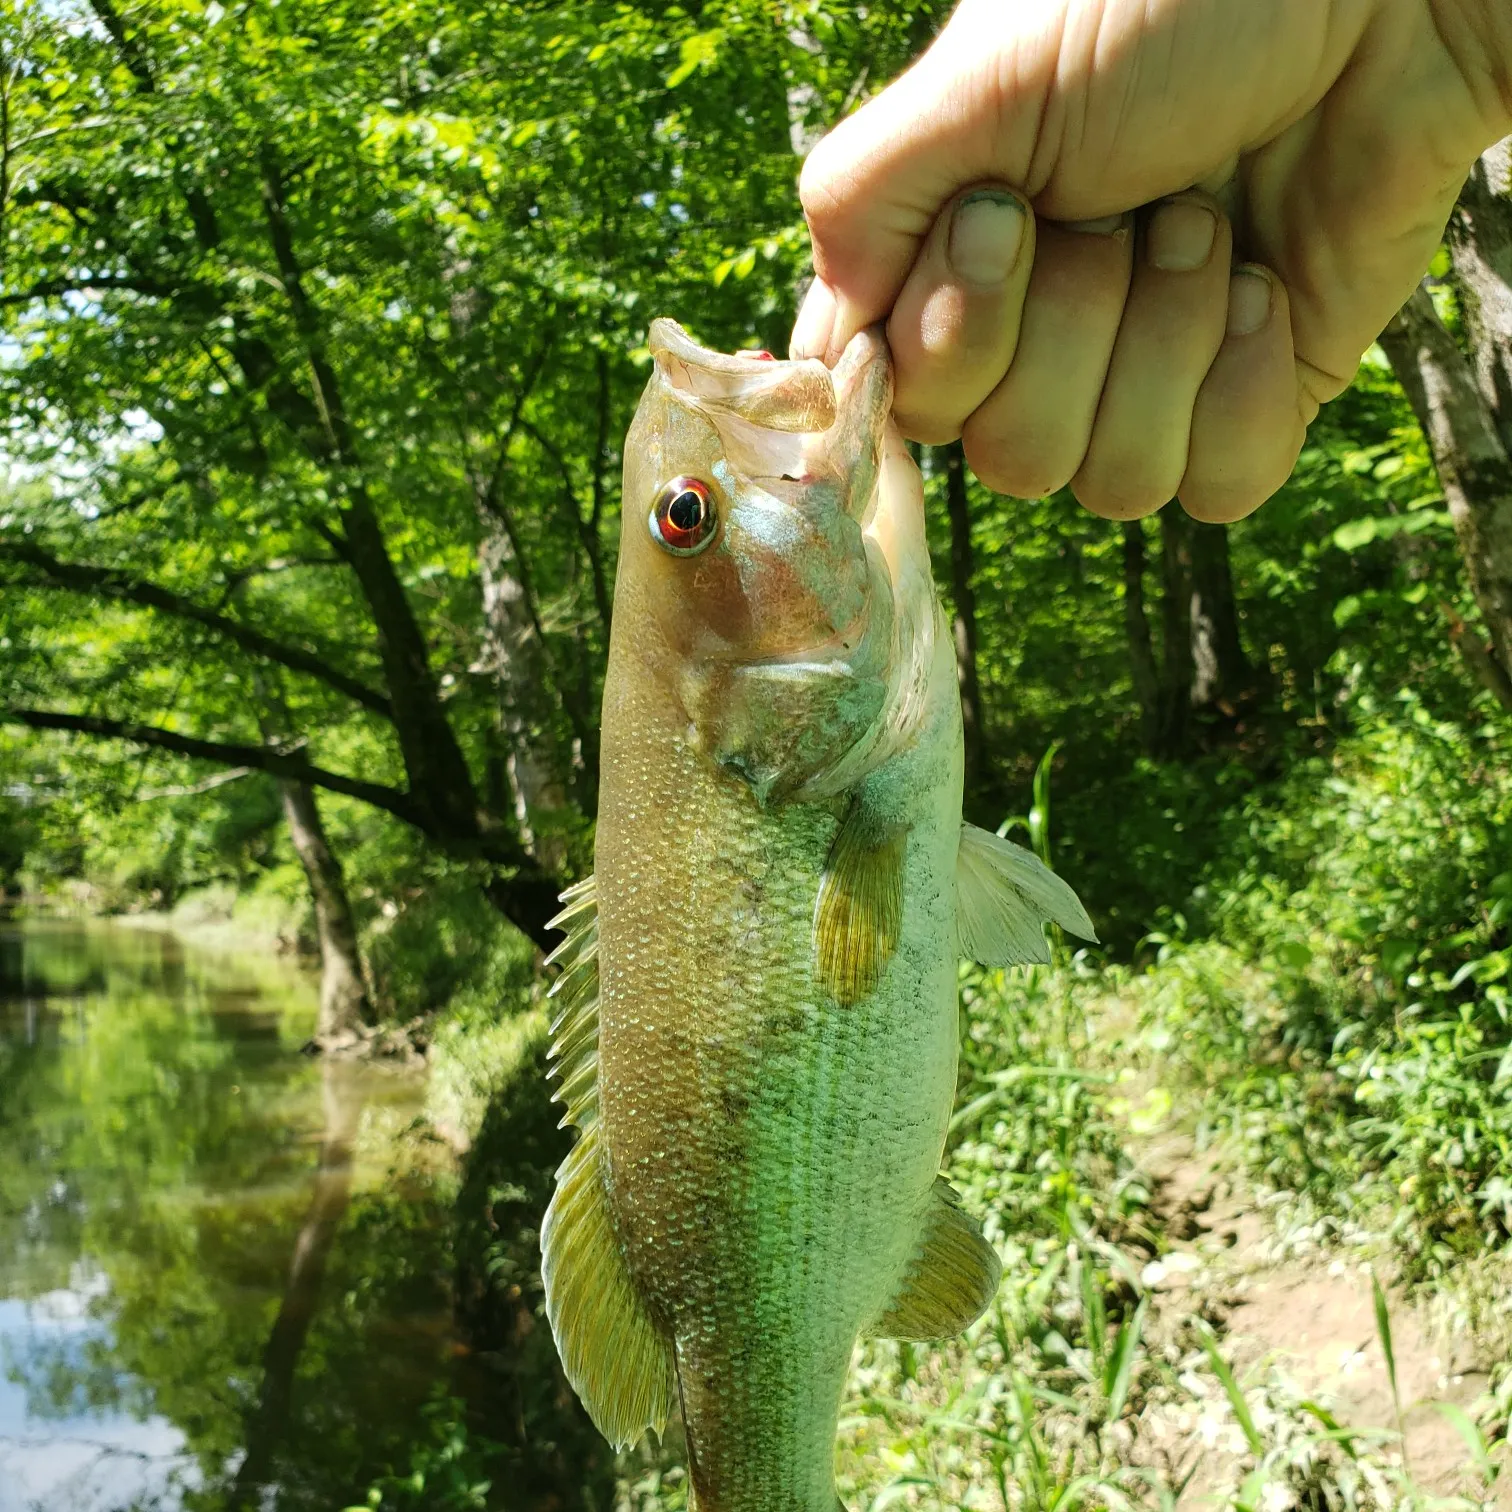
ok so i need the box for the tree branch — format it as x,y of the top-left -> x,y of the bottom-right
519,415 -> 612,633
0,275 -> 176,307
257,146 -> 484,833
137,766 -> 254,800
2,707 -> 565,948
0,541 -> 392,717
0,708 -> 421,821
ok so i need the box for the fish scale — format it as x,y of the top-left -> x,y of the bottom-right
539,321 -> 1098,1509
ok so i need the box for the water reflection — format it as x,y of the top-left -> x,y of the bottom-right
0,922 -> 456,1512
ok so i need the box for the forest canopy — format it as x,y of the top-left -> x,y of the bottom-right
2,0 -> 1507,950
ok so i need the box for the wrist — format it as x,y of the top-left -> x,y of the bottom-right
1428,0 -> 1512,142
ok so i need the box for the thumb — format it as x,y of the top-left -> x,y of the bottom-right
795,0 -> 1348,362
795,9 -> 1062,359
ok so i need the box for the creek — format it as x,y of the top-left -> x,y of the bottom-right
0,919 -> 469,1512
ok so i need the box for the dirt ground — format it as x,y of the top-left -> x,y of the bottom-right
1134,1134 -> 1508,1504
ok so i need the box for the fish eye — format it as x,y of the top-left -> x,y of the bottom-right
649,476 -> 717,556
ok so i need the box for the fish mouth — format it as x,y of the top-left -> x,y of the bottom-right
650,319 -> 893,523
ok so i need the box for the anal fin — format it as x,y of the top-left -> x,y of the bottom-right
541,1132 -> 677,1449
872,1177 -> 1002,1341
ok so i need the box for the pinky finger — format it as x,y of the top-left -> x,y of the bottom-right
1178,266 -> 1308,524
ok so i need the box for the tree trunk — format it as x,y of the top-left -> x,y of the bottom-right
278,778 -> 373,1040
1121,519 -> 1160,748
475,500 -> 573,868
1377,139 -> 1512,711
938,442 -> 986,793
1157,506 -> 1195,755
1188,521 -> 1253,711
1380,289 -> 1512,711
258,154 -> 486,838
228,1059 -> 363,1507
1447,139 -> 1512,453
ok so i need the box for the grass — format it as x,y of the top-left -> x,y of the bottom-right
827,956 -> 1512,1511
609,948 -> 1512,1512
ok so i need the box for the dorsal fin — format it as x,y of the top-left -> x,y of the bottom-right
545,876 -> 602,1133
872,1177 -> 1002,1341
954,823 -> 1097,967
540,876 -> 677,1450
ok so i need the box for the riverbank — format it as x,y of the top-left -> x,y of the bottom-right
5,880 -> 314,959
0,916 -> 614,1512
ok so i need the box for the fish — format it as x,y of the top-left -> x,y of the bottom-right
540,318 -> 1096,1511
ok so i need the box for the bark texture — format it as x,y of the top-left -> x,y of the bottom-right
1124,511 -> 1252,755
1379,139 -> 1512,711
1188,519 -> 1254,712
1122,519 -> 1161,749
1156,507 -> 1196,756
278,778 -> 373,1039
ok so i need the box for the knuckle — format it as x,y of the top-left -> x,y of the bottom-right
797,139 -> 845,229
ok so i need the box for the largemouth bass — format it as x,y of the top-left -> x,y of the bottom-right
541,320 -> 1095,1510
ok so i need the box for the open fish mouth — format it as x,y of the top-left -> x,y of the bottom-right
649,318 -> 893,526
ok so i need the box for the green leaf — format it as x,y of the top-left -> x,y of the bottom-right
666,28 -> 725,88
1332,517 -> 1381,551
1195,1321 -> 1264,1457
1103,1297 -> 1147,1420
1371,1271 -> 1401,1419
1430,1401 -> 1499,1482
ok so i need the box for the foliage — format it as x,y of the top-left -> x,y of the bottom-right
1126,704 -> 1512,1274
3,0 -> 1512,1507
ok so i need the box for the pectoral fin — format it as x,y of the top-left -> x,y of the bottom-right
954,822 -> 1097,967
873,1177 -> 1002,1340
540,877 -> 677,1450
813,802 -> 907,1005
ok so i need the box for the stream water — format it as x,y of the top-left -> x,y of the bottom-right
0,919 -> 466,1512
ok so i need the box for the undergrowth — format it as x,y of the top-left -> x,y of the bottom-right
615,702 -> 1512,1510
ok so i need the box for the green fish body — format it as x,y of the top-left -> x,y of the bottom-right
542,322 -> 1094,1511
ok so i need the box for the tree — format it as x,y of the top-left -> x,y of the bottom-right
935,441 -> 987,792
1120,511 -> 1253,757
0,0 -> 942,957
1379,138 -> 1512,712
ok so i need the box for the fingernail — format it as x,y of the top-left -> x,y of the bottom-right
790,278 -> 837,360
1147,198 -> 1217,272
948,189 -> 1028,287
1067,213 -> 1129,237
1227,267 -> 1272,336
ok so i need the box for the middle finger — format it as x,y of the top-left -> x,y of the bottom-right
1072,192 -> 1234,519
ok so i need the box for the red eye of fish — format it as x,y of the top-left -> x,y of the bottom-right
650,477 -> 717,556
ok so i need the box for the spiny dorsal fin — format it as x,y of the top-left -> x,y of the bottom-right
812,803 -> 907,1005
954,822 -> 1097,967
540,876 -> 677,1449
872,1177 -> 1002,1341
545,877 -> 601,1132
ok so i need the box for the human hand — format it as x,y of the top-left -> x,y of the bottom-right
794,0 -> 1512,521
